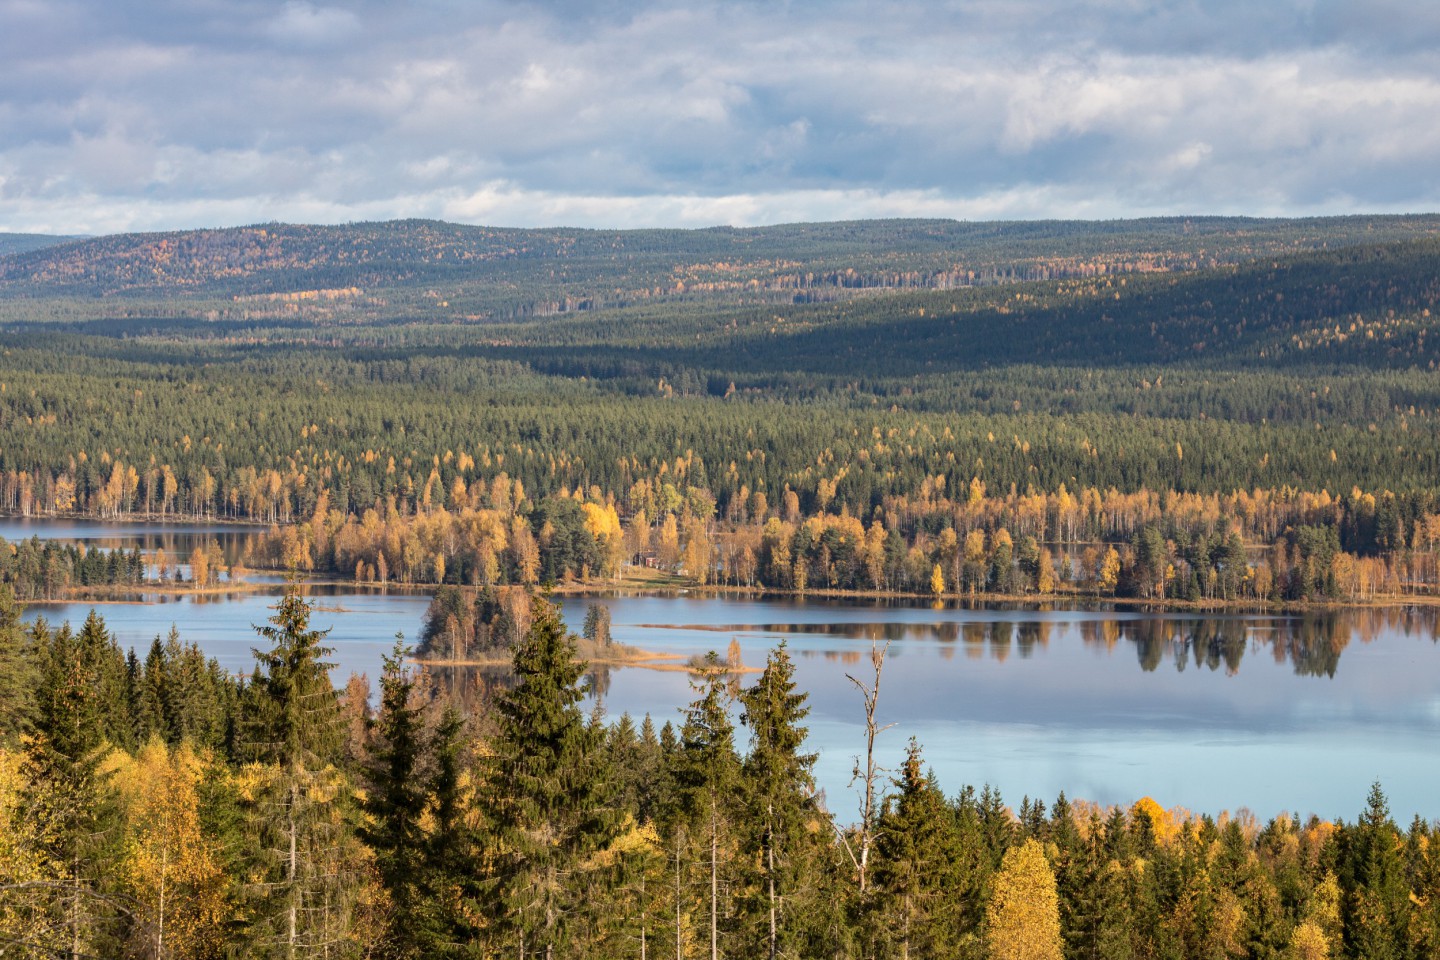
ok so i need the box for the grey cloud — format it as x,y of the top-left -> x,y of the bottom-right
0,0 -> 1437,232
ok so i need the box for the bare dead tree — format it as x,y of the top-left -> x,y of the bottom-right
845,639 -> 895,894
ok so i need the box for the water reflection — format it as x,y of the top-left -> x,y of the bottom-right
665,608 -> 1435,680
0,516 -> 267,565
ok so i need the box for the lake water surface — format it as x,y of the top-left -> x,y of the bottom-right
9,518 -> 1439,822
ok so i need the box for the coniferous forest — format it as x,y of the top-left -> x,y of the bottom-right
2,216 -> 1440,957
2,585 -> 1440,960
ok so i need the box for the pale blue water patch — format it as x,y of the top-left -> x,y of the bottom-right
565,593 -> 1440,820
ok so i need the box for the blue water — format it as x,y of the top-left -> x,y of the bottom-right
10,519 -> 1440,822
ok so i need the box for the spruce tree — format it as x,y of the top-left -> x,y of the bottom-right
633,714 -> 668,824
359,639 -> 430,959
1339,783 -> 1409,960
239,586 -> 358,959
421,704 -> 476,953
738,642 -> 817,960
0,586 -> 38,747
674,652 -> 742,960
245,588 -> 342,768
482,593 -> 615,958
870,739 -> 960,960
25,611 -> 133,957
135,635 -> 169,743
582,602 -> 613,649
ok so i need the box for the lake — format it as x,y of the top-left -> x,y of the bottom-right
8,518 -> 1440,822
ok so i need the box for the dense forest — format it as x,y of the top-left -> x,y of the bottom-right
3,218 -> 1440,604
2,586 -> 1438,959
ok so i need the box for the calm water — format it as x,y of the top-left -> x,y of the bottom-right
0,516 -> 267,560
9,519 -> 1440,821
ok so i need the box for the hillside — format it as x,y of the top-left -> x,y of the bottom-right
2,216 -> 1438,320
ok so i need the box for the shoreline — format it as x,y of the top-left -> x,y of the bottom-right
28,569 -> 1440,616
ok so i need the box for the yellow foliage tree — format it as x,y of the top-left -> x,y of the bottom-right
1130,796 -> 1181,846
682,515 -> 712,585
984,839 -> 1062,960
657,514 -> 681,571
582,501 -> 623,541
0,747 -> 64,949
1036,548 -> 1056,593
103,740 -> 230,960
189,546 -> 210,588
1098,546 -> 1122,595
1286,920 -> 1330,960
583,502 -> 627,577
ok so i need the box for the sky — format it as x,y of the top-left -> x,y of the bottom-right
1,0 -> 1438,234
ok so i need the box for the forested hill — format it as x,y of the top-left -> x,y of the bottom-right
1,215 -> 1438,308
451,236 -> 1440,380
0,232 -> 80,257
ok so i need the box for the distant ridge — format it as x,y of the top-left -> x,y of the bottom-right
0,232 -> 84,257
1,215 -> 1439,301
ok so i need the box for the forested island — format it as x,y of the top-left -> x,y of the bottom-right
2,216 -> 1440,957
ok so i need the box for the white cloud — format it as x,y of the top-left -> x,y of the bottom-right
266,2 -> 361,48
0,0 -> 1438,232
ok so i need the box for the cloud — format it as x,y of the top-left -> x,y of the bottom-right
266,2 -> 361,48
0,0 -> 1437,232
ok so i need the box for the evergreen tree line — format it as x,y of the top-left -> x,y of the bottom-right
3,585 -> 1440,958
0,536 -> 145,599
